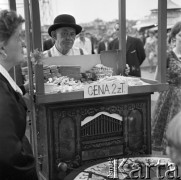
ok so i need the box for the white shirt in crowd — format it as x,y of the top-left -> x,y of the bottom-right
73,37 -> 92,54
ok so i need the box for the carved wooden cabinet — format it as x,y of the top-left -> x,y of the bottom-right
36,93 -> 151,180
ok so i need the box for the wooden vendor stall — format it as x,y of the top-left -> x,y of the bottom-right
35,51 -> 167,180
9,0 -> 168,180
34,53 -> 167,180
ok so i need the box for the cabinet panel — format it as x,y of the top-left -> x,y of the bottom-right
37,94 -> 151,179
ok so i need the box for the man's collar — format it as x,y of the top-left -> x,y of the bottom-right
54,45 -> 71,56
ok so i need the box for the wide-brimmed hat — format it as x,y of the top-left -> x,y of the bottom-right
48,14 -> 82,37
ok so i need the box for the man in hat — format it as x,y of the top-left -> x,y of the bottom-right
44,14 -> 87,57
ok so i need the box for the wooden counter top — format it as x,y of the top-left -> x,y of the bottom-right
35,79 -> 168,104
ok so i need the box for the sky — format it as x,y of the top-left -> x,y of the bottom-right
1,0 -> 181,25
52,0 -> 159,23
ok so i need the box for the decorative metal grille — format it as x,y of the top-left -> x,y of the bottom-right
81,114 -> 123,137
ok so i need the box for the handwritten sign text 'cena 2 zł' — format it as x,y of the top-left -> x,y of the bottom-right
84,80 -> 128,98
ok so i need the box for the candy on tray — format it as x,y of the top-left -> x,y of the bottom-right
43,64 -> 150,94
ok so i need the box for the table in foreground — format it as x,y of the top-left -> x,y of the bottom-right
65,155 -> 174,180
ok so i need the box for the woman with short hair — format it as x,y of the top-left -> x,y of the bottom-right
152,21 -> 181,155
0,10 -> 38,180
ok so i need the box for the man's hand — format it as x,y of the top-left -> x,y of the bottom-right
124,64 -> 130,76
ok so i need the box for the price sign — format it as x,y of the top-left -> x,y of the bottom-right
84,80 -> 128,98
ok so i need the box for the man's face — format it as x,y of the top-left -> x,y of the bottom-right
114,23 -> 119,37
79,30 -> 85,39
114,23 -> 119,32
54,27 -> 76,52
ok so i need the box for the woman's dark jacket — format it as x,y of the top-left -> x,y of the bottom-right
0,73 -> 38,180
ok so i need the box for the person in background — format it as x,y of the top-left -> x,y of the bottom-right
108,31 -> 118,51
144,30 -> 157,73
85,32 -> 96,54
74,28 -> 92,54
138,31 -> 146,46
97,35 -> 109,54
43,37 -> 55,51
166,111 -> 181,172
152,21 -> 181,155
44,14 -> 87,57
0,10 -> 38,180
167,30 -> 176,51
109,23 -> 146,77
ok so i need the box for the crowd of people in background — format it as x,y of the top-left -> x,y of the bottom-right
20,17 -> 178,80
42,20 -> 162,75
